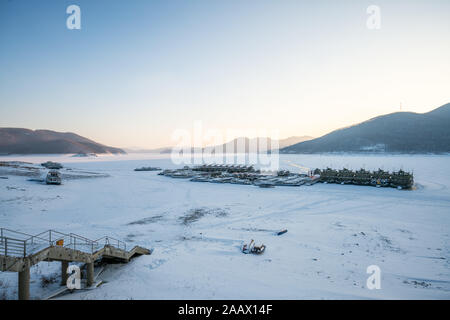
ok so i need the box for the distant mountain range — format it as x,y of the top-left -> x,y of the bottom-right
281,103 -> 450,154
124,146 -> 173,154
0,128 -> 126,155
4,103 -> 449,155
126,136 -> 314,154
202,136 -> 314,153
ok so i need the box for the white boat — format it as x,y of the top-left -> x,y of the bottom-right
46,170 -> 62,185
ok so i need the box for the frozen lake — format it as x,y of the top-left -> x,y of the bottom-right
0,153 -> 449,299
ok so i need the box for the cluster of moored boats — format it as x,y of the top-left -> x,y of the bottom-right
158,164 -> 320,188
313,168 -> 414,189
158,164 -> 414,189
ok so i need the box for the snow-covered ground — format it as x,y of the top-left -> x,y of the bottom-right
0,153 -> 449,299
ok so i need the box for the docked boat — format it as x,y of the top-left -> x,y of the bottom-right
46,170 -> 62,185
190,176 -> 210,182
41,161 -> 63,169
256,182 -> 275,188
134,167 -> 161,171
170,171 -> 194,178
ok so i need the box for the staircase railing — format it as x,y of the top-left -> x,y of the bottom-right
94,236 -> 126,251
0,228 -> 127,257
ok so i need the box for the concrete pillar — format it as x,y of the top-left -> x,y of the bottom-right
18,263 -> 30,300
86,262 -> 94,287
61,261 -> 68,285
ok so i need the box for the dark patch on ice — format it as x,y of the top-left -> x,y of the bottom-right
127,215 -> 164,225
401,276 -> 450,291
124,233 -> 149,242
352,232 -> 367,237
1,196 -> 33,203
379,235 -> 406,254
40,273 -> 58,288
403,280 -> 432,288
6,186 -> 26,191
145,259 -> 166,270
179,207 -> 228,225
0,279 -> 13,300
235,227 -> 272,232
28,178 -> 45,183
333,222 -> 345,228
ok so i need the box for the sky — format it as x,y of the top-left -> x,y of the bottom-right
1,0 -> 449,149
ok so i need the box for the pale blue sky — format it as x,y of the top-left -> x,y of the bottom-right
1,0 -> 449,148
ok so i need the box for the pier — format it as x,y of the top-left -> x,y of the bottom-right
0,228 -> 151,300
